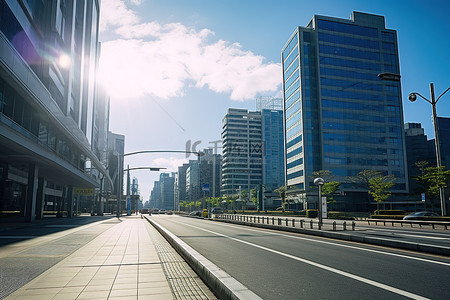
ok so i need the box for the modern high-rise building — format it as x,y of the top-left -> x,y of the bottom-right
174,163 -> 189,210
199,148 -> 222,198
221,108 -> 263,196
282,12 -> 408,211
261,109 -> 285,192
0,1 -> 111,221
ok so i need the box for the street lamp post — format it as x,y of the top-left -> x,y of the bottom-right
314,178 -> 324,229
409,83 -> 450,216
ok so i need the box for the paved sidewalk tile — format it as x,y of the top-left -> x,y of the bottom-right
5,216 -> 174,300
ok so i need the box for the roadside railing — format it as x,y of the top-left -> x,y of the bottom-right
367,218 -> 450,230
214,214 -> 355,231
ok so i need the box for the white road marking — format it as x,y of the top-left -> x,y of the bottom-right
172,220 -> 430,300
207,218 -> 450,267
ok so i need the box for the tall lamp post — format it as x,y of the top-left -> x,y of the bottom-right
409,84 -> 450,216
314,178 -> 324,230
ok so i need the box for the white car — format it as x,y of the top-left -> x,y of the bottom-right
158,209 -> 167,214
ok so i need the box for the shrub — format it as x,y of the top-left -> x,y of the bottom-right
327,212 -> 356,220
373,210 -> 405,216
370,214 -> 404,220
306,209 -> 318,218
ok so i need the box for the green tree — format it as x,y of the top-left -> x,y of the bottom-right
312,170 -> 341,210
275,186 -> 287,213
416,166 -> 450,212
250,189 -> 258,207
368,175 -> 395,211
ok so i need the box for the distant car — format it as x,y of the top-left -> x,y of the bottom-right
167,210 -> 173,215
189,211 -> 202,217
158,209 -> 167,214
152,209 -> 159,214
403,211 -> 440,220
141,208 -> 150,214
211,207 -> 224,214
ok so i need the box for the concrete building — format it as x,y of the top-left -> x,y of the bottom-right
199,148 -> 222,198
282,12 -> 408,211
221,109 -> 263,197
0,1 -> 111,221
175,163 -> 189,211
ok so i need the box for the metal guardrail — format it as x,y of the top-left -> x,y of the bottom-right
215,214 -> 356,231
367,218 -> 450,229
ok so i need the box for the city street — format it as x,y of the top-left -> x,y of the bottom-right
151,214 -> 450,300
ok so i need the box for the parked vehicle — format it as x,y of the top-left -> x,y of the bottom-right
158,209 -> 167,214
211,207 -> 224,214
403,211 -> 440,220
152,209 -> 159,214
141,208 -> 150,214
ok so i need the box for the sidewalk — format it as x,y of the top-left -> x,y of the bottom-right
4,215 -> 214,299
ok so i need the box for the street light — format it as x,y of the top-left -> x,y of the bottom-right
314,177 -> 324,229
408,83 -> 450,216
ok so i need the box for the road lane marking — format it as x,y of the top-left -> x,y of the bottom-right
168,219 -> 431,299
201,218 -> 450,267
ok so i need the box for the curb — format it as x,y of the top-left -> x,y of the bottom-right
211,217 -> 450,256
145,216 -> 262,300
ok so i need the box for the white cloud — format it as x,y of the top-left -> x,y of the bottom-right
99,0 -> 282,101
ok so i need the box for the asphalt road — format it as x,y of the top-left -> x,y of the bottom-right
151,214 -> 450,300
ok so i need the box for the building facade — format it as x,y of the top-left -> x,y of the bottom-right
0,1 -> 111,221
282,12 -> 408,211
221,108 -> 263,196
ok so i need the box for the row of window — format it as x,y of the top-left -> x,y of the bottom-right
284,79 -> 300,100
322,99 -> 384,112
318,32 -> 379,49
287,170 -> 304,180
284,59 -> 299,79
287,158 -> 303,169
285,70 -> 300,91
0,77 -> 85,170
324,144 -> 387,155
321,88 -> 383,102
317,19 -> 378,38
323,110 -> 385,123
325,156 -> 388,166
320,55 -> 382,72
320,78 -> 383,92
286,112 -> 300,130
283,35 -> 299,61
320,44 -> 380,61
285,90 -> 301,110
322,122 -> 386,133
287,146 -> 302,159
320,67 -> 380,81
323,132 -> 386,144
286,134 -> 302,149
286,100 -> 301,119
283,49 -> 299,71
286,123 -> 301,140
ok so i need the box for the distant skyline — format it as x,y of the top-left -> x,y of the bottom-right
98,0 -> 450,199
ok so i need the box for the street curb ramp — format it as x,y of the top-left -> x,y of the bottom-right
145,217 -> 262,300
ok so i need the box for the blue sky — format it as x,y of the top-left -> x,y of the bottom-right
98,0 -> 450,199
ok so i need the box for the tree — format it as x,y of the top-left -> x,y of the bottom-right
368,175 -> 395,211
416,166 -> 450,212
312,170 -> 341,210
250,189 -> 258,207
275,186 -> 287,213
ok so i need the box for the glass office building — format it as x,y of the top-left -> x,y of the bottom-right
282,12 -> 408,211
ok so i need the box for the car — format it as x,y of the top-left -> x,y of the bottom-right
141,208 -> 150,214
211,207 -> 224,214
158,209 -> 167,214
189,211 -> 202,217
403,211 -> 440,220
167,210 -> 173,215
152,209 -> 159,214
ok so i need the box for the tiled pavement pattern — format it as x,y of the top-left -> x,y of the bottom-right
5,216 -> 215,299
